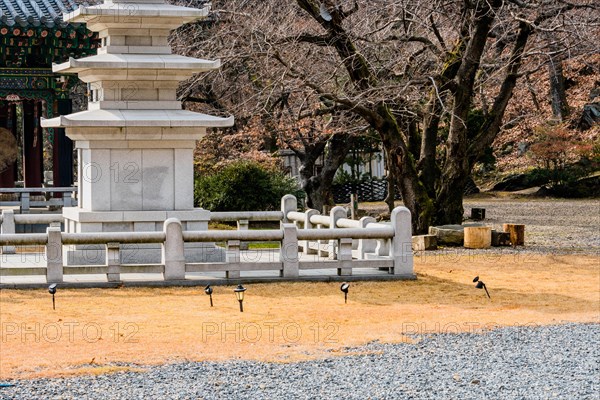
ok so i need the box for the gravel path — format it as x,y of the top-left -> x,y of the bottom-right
462,198 -> 600,255
2,324 -> 598,400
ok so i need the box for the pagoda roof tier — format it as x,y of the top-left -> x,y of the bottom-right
52,53 -> 220,74
41,108 -> 234,128
64,1 -> 208,31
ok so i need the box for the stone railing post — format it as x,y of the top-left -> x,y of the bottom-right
328,206 -> 346,260
106,242 -> 121,282
357,216 -> 377,259
46,227 -> 63,283
1,209 -> 16,254
162,218 -> 185,281
237,219 -> 249,250
20,192 -> 30,214
375,237 -> 390,257
63,191 -> 73,208
337,237 -> 352,276
390,206 -> 413,276
226,240 -> 241,279
280,223 -> 299,278
303,209 -> 319,255
317,222 -> 326,258
281,194 -> 297,223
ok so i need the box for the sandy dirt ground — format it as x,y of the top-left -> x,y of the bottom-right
1,253 -> 598,379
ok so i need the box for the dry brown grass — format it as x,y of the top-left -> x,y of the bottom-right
0,254 -> 598,379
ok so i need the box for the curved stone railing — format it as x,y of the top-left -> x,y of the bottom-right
0,195 -> 413,284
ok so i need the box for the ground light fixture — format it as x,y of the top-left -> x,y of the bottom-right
48,283 -> 57,310
340,282 -> 350,304
473,276 -> 491,299
234,284 -> 247,312
204,285 -> 214,307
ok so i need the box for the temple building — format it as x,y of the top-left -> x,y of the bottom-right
0,0 -> 99,188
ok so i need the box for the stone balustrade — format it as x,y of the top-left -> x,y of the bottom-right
0,195 -> 414,284
0,187 -> 78,213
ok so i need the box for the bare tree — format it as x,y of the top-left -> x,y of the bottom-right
171,0 -> 599,231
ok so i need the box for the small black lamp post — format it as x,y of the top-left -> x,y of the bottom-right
473,276 -> 490,299
340,282 -> 350,304
234,284 -> 246,312
48,283 -> 57,310
204,285 -> 214,307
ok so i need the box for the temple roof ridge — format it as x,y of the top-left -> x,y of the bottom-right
0,0 -> 87,28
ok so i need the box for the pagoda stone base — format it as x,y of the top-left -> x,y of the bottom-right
62,207 -> 225,265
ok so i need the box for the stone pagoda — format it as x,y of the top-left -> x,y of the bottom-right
41,0 -> 233,264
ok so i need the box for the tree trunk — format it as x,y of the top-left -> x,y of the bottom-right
547,36 -> 570,121
418,38 -> 466,198
300,133 -> 353,211
436,0 -> 501,225
377,104 -> 433,234
384,147 -> 395,213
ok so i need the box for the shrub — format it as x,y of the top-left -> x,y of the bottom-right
194,161 -> 301,211
529,123 -> 593,188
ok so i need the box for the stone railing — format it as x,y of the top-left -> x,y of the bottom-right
0,187 -> 78,213
0,195 -> 413,284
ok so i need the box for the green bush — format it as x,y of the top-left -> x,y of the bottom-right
194,161 -> 301,211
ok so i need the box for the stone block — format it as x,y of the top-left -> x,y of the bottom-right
412,234 -> 437,251
428,224 -> 485,246
428,225 -> 464,246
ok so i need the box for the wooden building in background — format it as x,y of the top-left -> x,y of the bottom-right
0,0 -> 99,188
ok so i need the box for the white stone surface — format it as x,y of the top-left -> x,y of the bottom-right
142,149 -> 174,210
174,149 -> 194,210
62,208 -> 210,223
52,54 -> 220,74
49,0 -> 233,266
110,149 -> 143,210
41,109 -> 233,128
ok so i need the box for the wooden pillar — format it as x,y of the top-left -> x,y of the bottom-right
22,100 -> 43,188
53,99 -> 73,189
0,103 -> 18,187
